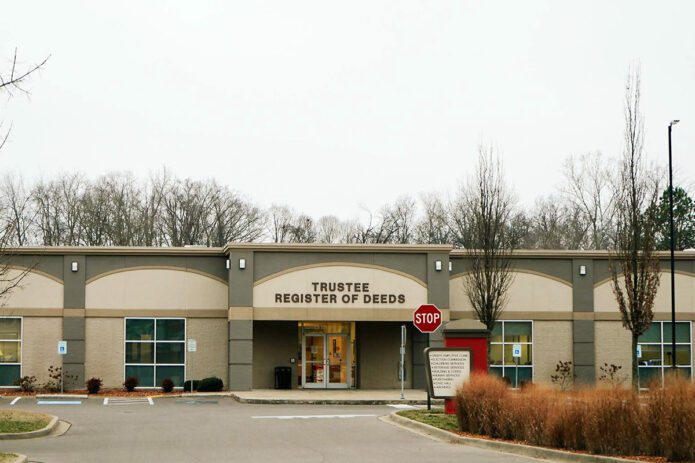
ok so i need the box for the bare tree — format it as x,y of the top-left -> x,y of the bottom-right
561,151 -> 617,249
416,193 -> 452,244
525,196 -> 586,249
458,146 -> 516,360
316,215 -> 346,243
0,174 -> 34,245
0,48 -> 50,150
608,67 -> 661,391
266,205 -> 296,243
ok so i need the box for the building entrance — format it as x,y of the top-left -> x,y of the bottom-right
299,322 -> 355,389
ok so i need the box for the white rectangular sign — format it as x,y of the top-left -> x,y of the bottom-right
187,339 -> 197,353
425,348 -> 472,398
636,344 -> 642,358
58,341 -> 67,355
512,344 -> 522,358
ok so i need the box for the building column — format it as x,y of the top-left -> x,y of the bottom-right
63,255 -> 85,389
228,250 -> 254,390
572,258 -> 595,384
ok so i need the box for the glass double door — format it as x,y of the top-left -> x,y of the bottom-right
302,333 -> 350,388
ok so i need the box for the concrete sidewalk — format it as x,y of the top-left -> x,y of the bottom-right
230,389 -> 442,405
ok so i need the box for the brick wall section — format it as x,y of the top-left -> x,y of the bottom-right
186,318 -> 228,386
85,318 -> 124,389
594,321 -> 632,384
533,321 -> 573,384
23,317 -> 63,386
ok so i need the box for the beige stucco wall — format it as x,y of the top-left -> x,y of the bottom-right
85,268 -> 227,310
594,272 -> 695,313
253,264 -> 427,310
186,318 -> 228,386
594,321 -> 632,382
450,271 -> 573,315
533,321 -> 573,384
22,317 -> 62,385
0,269 -> 63,309
85,318 -> 124,389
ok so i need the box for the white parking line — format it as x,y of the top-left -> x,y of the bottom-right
387,404 -> 416,409
252,414 -> 376,420
10,397 -> 21,405
147,397 -> 154,405
103,398 -> 108,405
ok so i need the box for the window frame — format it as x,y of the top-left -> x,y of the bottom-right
0,316 -> 22,389
638,321 -> 692,390
123,317 -> 186,389
489,319 -> 534,387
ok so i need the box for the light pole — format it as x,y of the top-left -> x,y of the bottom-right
668,119 -> 679,370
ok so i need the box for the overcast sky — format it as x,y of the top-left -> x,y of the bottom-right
1,1 -> 693,221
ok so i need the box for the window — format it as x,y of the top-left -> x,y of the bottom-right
638,321 -> 691,389
125,318 -> 185,388
0,317 -> 21,387
489,321 -> 533,387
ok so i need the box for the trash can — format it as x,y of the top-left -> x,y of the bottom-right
274,366 -> 291,389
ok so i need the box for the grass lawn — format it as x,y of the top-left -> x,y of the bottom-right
397,408 -> 458,432
0,454 -> 18,462
0,410 -> 50,433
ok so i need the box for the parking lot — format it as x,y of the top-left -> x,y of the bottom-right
0,396 -> 544,462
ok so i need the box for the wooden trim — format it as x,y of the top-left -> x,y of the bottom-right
85,266 -> 227,286
6,265 -> 63,284
593,269 -> 695,289
449,268 -> 572,287
224,243 -> 451,253
253,262 -> 427,288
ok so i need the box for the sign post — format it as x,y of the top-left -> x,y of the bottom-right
57,341 -> 67,393
512,343 -> 521,388
400,325 -> 406,400
187,339 -> 197,393
413,304 -> 443,410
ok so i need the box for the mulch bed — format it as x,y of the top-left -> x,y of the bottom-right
1,389 -> 228,397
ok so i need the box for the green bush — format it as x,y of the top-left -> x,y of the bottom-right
183,380 -> 201,391
197,377 -> 223,392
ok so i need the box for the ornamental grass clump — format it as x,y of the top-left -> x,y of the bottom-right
454,374 -> 695,461
455,373 -> 508,438
646,376 -> 695,462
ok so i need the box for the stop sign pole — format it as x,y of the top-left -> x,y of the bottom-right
413,304 -> 442,410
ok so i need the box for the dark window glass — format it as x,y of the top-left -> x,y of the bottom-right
504,322 -> 532,343
663,345 -> 691,366
156,366 -> 184,387
639,323 -> 661,343
663,322 -> 691,343
0,364 -> 21,386
126,319 -> 154,341
125,342 -> 154,363
156,319 -> 185,341
125,365 -> 154,387
490,323 -> 502,342
156,342 -> 185,364
638,367 -> 662,389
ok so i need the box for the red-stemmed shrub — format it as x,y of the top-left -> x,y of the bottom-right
161,377 -> 174,393
86,377 -> 103,394
123,376 -> 139,392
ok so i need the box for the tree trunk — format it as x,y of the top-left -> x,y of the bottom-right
631,332 -> 639,392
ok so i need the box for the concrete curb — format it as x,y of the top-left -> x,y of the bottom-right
36,394 -> 88,399
385,412 -> 637,463
0,414 -> 59,440
230,393 -> 442,405
148,392 -> 235,399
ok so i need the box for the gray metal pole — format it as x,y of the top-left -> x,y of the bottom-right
668,123 -> 676,370
400,325 -> 406,400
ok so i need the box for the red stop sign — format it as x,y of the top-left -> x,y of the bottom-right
413,304 -> 442,333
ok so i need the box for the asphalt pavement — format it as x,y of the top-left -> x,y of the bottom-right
0,396 -> 545,462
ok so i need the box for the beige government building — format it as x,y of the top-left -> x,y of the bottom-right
0,244 -> 693,391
